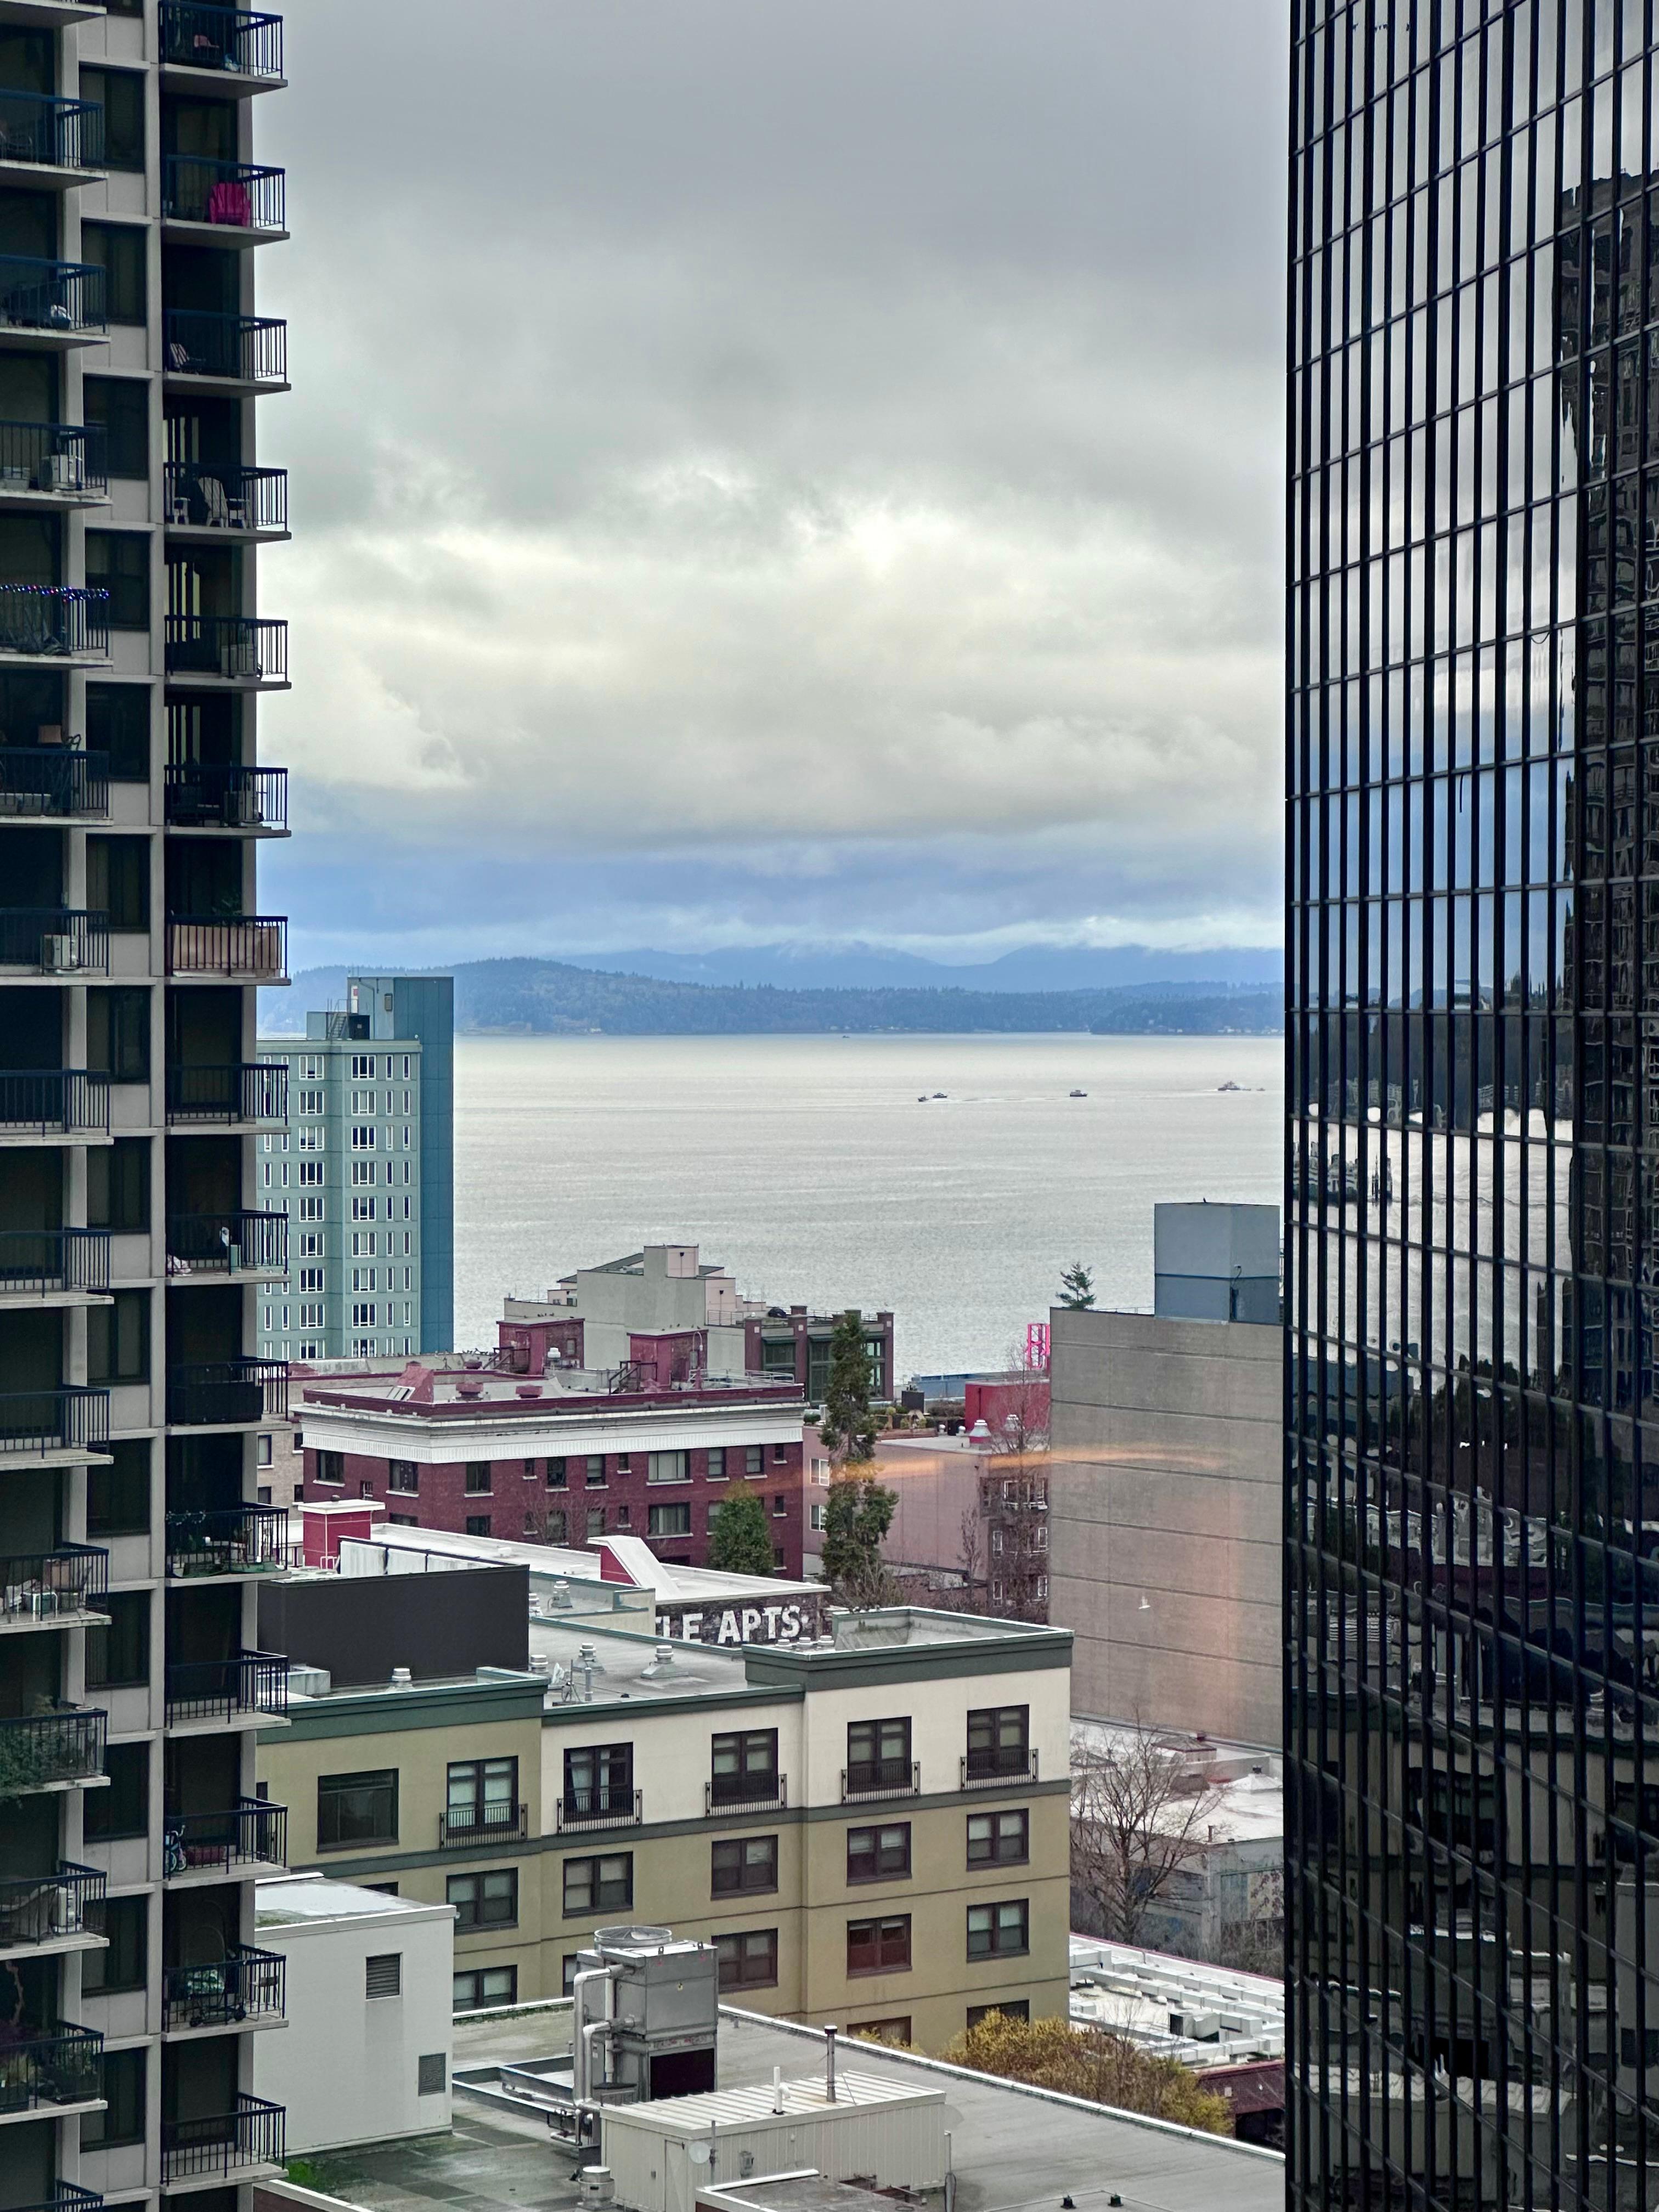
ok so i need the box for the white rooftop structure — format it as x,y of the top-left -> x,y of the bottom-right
1068,1936 -> 1285,2069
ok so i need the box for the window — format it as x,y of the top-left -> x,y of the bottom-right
313,1449 -> 343,1486
706,1448 -> 725,1481
546,1508 -> 567,1543
647,1501 -> 691,1538
967,1808 -> 1029,1867
565,1742 -> 633,1819
847,1822 -> 911,1883
82,2046 -> 145,2148
453,1966 -> 516,2012
773,1443 -> 788,1463
84,374 -> 148,477
83,219 -> 145,324
317,1768 -> 398,1849
522,1459 -> 538,1481
465,1462 -> 492,1494
716,1928 -> 778,1991
847,1717 -> 912,1794
418,2052 -> 447,2096
966,1899 -> 1029,1960
772,1494 -> 786,1516
848,2017 -> 912,2045
87,682 -> 148,781
585,1507 -> 604,1539
84,1741 -> 147,1839
351,1126 -> 376,1152
447,1757 -> 518,1841
647,1449 -> 688,1484
745,1445 -> 764,1475
87,834 -> 148,929
585,1454 -> 607,1486
710,1729 -> 778,1807
88,1289 -> 149,1384
967,2000 -> 1030,2029
86,1590 -> 149,1687
847,1914 -> 911,1976
82,1893 -> 146,1993
388,1460 -> 419,1494
563,1852 -> 633,1917
88,986 -> 149,1080
447,1870 -> 518,1930
547,1457 -> 568,1488
966,1705 -> 1030,1781
88,1439 -> 150,1536
87,530 -> 149,628
83,67 -> 145,170
351,1056 -> 375,1078
711,1835 -> 778,1895
466,1514 -> 492,1537
364,1951 -> 402,1999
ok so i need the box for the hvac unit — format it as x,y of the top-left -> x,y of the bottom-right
41,934 -> 76,973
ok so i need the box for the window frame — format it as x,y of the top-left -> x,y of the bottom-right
847,1913 -> 912,1977
562,1850 -> 634,1919
715,1926 -> 778,1991
447,1868 -> 519,1931
847,1820 -> 912,1884
967,1807 -> 1030,1868
966,1897 -> 1030,1962
711,1833 -> 779,1897
317,1767 -> 399,1851
710,1727 -> 779,1806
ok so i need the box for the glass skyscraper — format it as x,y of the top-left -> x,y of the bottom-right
1289,4 -> 1659,2208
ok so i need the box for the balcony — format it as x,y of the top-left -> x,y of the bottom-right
0,420 -> 105,503
166,1357 -> 287,1427
0,586 -> 108,659
165,760 -> 287,832
0,256 -> 103,341
163,1647 -> 289,1726
438,1801 -> 526,1849
162,2 -> 285,85
961,1746 -> 1039,1788
162,1942 -> 285,2032
0,1543 -> 109,1628
0,1072 -> 110,1142
842,1760 -> 921,1805
0,1705 -> 106,1794
162,156 -> 285,237
555,1786 -> 641,1835
165,915 -> 287,981
0,1386 -> 109,1460
165,614 -> 286,684
163,1796 -> 287,1881
0,2023 -> 101,2117
166,1060 -> 286,1127
165,1502 -> 285,1579
704,1774 -> 787,1816
18,2185 -> 102,2212
0,1860 -> 105,1950
0,1228 -> 109,1299
161,2091 -> 285,2182
0,908 -> 106,975
0,91 -> 103,176
167,1209 -> 287,1279
0,747 -> 108,818
166,463 -> 287,537
162,309 -> 286,388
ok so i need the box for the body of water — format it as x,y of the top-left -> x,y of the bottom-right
453,1033 -> 1284,1379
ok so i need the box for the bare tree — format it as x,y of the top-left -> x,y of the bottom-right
975,1346 -> 1051,1622
1070,1726 -> 1228,1946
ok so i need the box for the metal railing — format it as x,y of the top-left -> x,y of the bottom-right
0,1387 -> 109,1458
0,92 -> 103,171
163,309 -> 285,385
164,760 -> 287,830
167,1209 -> 287,1277
0,909 -> 106,973
0,1706 -> 106,1793
165,1503 -> 286,1579
0,1228 -> 110,1295
0,256 -> 104,337
165,615 -> 286,682
0,2023 -> 102,2114
163,1797 -> 287,1878
165,915 -> 287,979
438,1801 -> 526,1849
165,462 -> 286,534
161,2092 -> 285,2181
166,1357 -> 287,1427
162,156 -> 284,232
163,1648 -> 289,1726
0,419 -> 106,499
0,747 -> 109,817
961,1746 -> 1039,1788
0,1071 -> 110,1138
0,1860 -> 104,1948
162,1942 -> 285,2030
166,1060 -> 287,1125
842,1760 -> 921,1805
21,2184 -> 103,2212
705,1774 -> 787,1816
0,586 -> 109,658
162,2 -> 284,81
555,1786 -> 641,1833
0,1544 -> 109,1626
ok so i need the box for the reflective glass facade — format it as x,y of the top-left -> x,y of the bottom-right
1289,3 -> 1659,2207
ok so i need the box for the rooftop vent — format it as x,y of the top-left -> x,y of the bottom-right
390,1666 -> 413,1689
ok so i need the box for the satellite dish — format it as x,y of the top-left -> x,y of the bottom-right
689,2143 -> 712,2168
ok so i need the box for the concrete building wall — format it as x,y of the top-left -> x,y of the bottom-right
1049,1306 -> 1282,1747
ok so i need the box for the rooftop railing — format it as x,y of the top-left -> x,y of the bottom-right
166,1358 -> 287,1428
167,1209 -> 287,1278
162,156 -> 284,233
0,1706 -> 107,1794
165,1503 -> 286,1579
163,1647 -> 289,1726
0,1543 -> 109,1626
842,1760 -> 921,1805
0,746 -> 108,818
0,91 -> 103,171
165,915 -> 287,980
0,1227 -> 110,1296
163,308 -> 285,386
162,1942 -> 285,2030
165,462 -> 286,534
161,2 -> 284,83
0,1071 -> 110,1139
160,2091 -> 285,2181
0,1386 -> 109,1459
165,614 -> 286,682
438,1800 -> 527,1849
0,586 -> 108,658
162,1796 -> 287,1879
0,907 -> 106,973
0,2022 -> 102,2114
961,1746 -> 1039,1788
0,1859 -> 105,1947
164,760 -> 287,830
165,1060 -> 287,1125
0,256 -> 103,337
0,419 -> 105,498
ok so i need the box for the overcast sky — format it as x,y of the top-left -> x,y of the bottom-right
256,1 -> 1288,969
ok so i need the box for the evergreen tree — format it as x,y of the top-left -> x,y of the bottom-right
706,1480 -> 776,1577
820,1470 -> 897,1609
1058,1260 -> 1096,1310
818,1308 -> 876,1463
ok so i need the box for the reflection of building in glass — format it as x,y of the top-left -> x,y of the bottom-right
1289,10 -> 1659,2209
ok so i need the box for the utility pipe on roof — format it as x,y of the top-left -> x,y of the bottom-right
571,1965 -> 620,2106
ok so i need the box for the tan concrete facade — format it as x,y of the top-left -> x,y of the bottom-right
1048,1306 -> 1282,1746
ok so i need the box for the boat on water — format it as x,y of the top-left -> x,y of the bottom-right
1069,1088 -> 1087,1098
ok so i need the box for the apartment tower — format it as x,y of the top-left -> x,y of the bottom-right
0,2 -> 293,2208
1289,4 -> 1659,2209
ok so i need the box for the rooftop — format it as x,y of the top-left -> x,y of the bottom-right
299,1361 -> 803,1420
1068,1937 -> 1285,2067
333,1522 -> 823,1611
253,1876 -> 448,1929
1071,1720 -> 1284,1847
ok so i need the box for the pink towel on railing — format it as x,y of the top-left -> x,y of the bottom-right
206,179 -> 251,227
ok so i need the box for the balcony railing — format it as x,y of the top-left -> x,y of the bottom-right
0,1071 -> 110,1139
0,1228 -> 109,1296
0,419 -> 105,498
165,615 -> 286,682
20,2184 -> 103,2212
163,1648 -> 289,1726
163,309 -> 285,385
0,2023 -> 102,2114
167,1210 -> 287,1278
0,1706 -> 106,1795
961,1746 -> 1039,1788
705,1774 -> 787,1816
166,463 -> 286,534
0,92 -> 103,171
842,1760 -> 921,1805
0,908 -> 106,973
0,1543 -> 109,1625
165,760 -> 287,830
0,1386 -> 109,1458
438,1801 -> 526,1849
162,156 -> 284,232
162,2 -> 285,82
162,2092 -> 285,2182
0,1860 -> 104,1948
165,915 -> 287,980
165,1503 -> 285,1579
0,256 -> 104,337
166,1060 -> 287,1126
0,747 -> 108,818
166,1357 -> 287,1427
555,1786 -> 641,1834
163,1942 -> 285,2030
0,586 -> 108,658
163,1797 -> 287,1879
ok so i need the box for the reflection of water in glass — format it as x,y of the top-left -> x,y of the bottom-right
454,1032 -> 1283,1377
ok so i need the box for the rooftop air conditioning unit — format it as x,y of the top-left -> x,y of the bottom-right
41,934 -> 76,973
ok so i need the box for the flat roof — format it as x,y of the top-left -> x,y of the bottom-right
253,1877 -> 448,1929
335,1522 -> 823,1606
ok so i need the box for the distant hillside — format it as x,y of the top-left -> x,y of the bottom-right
263,958 -> 1280,1038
